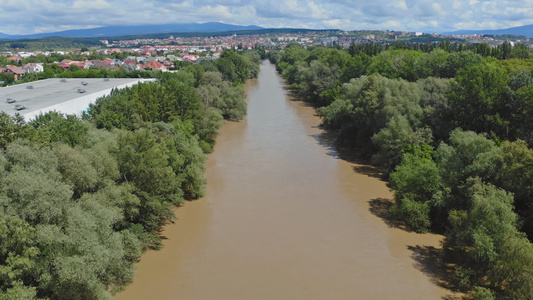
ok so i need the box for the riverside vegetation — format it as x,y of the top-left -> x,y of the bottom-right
0,49 -> 260,299
269,42 -> 533,299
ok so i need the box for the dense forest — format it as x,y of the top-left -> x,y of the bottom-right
269,42 -> 533,299
0,49 -> 260,299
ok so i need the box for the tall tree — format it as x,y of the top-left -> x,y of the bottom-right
448,64 -> 510,137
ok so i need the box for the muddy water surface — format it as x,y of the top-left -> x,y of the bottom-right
116,61 -> 454,300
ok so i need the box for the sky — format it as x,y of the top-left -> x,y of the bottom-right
1,0 -> 532,35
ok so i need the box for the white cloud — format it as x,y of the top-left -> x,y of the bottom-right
200,5 -> 233,18
322,19 -> 351,29
169,2 -> 193,10
0,0 -> 532,35
72,0 -> 111,9
309,1 -> 330,19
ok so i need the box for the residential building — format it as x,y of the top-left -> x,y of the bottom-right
22,63 -> 44,74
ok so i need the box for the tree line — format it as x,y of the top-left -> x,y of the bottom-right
0,37 -> 101,51
0,49 -> 260,299
269,42 -> 533,299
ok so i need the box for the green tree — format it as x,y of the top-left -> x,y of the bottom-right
367,49 -> 423,81
440,51 -> 483,78
340,53 -> 371,82
0,215 -> 40,299
390,146 -> 442,232
29,112 -> 89,147
151,122 -> 207,199
194,108 -> 224,153
217,50 -> 249,84
474,43 -> 492,57
416,77 -> 454,140
348,41 -> 382,56
278,44 -> 309,67
160,79 -> 203,123
435,129 -> 499,190
0,113 -> 28,150
196,71 -> 247,120
113,129 -> 181,232
87,89 -> 137,130
448,64 -> 510,137
54,144 -> 99,198
414,49 -> 449,79
1,141 -> 73,224
34,198 -> 140,299
445,178 -> 533,299
490,140 -> 533,237
512,85 -> 533,145
508,68 -> 533,91
495,41 -> 513,60
371,115 -> 432,171
510,43 -> 531,59
293,59 -> 341,106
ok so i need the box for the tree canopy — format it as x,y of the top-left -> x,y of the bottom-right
0,50 -> 260,299
271,43 -> 533,299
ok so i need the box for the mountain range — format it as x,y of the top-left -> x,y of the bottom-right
1,22 -> 532,40
0,22 -> 264,40
443,24 -> 533,38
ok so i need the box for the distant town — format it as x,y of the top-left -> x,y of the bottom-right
1,29 -> 532,84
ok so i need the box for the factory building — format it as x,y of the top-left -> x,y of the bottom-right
0,78 -> 156,120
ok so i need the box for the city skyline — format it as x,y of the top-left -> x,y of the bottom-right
1,0 -> 532,36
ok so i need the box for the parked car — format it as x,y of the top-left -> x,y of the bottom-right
6,97 -> 16,103
14,104 -> 25,110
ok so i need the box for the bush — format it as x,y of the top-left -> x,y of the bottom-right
391,197 -> 431,232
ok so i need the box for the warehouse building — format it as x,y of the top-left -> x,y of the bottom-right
0,78 -> 156,120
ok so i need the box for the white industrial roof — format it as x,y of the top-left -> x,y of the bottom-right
0,78 -> 156,120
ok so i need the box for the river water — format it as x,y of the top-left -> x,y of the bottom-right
115,61 -> 454,299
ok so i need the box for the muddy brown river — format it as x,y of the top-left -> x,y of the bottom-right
116,61 -> 455,299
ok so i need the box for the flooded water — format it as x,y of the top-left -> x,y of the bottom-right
115,61 -> 454,300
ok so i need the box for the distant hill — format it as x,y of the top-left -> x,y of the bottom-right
0,28 -> 341,51
442,24 -> 533,38
0,22 -> 264,40
124,28 -> 340,40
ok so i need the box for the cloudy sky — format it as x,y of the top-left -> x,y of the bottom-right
1,0 -> 532,35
